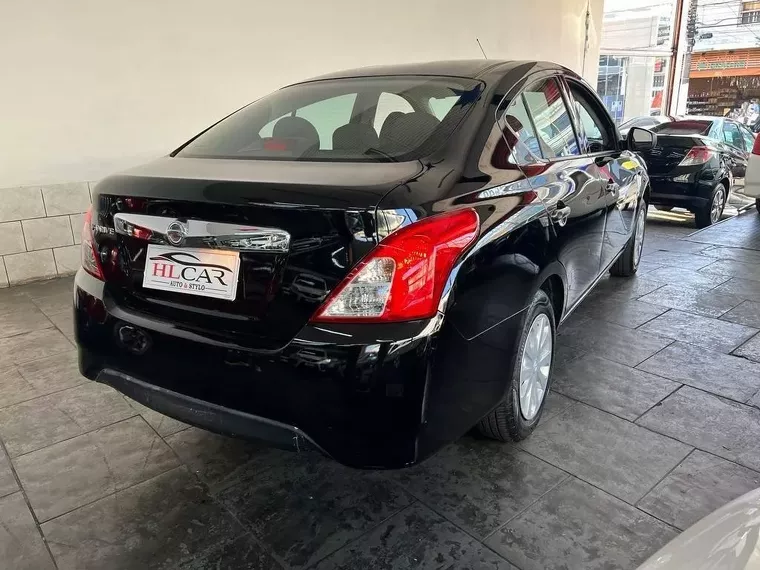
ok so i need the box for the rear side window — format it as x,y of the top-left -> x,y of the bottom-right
741,126 -> 755,151
722,122 -> 743,149
502,95 -> 543,164
520,78 -> 579,158
176,76 -> 483,162
652,121 -> 712,135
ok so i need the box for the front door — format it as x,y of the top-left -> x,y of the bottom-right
502,76 -> 607,309
564,78 -> 642,268
722,120 -> 749,190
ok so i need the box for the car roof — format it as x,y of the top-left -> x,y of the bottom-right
679,116 -> 721,123
293,59 -> 571,84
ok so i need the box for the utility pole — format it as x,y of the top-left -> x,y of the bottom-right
666,0 -> 688,115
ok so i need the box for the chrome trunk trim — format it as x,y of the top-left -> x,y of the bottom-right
113,213 -> 290,252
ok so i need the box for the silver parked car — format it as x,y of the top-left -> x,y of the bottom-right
638,487 -> 760,569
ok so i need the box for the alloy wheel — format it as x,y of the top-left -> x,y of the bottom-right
518,313 -> 552,421
633,206 -> 646,267
710,189 -> 724,224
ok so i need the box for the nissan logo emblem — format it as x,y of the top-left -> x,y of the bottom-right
166,221 -> 187,246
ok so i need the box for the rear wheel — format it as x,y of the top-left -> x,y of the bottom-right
756,198 -> 760,213
695,183 -> 726,228
610,199 -> 647,277
477,289 -> 555,442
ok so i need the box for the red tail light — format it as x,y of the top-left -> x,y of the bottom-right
678,146 -> 715,166
81,207 -> 104,280
752,133 -> 760,155
311,209 -> 479,323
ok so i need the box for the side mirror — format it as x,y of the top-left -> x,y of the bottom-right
627,127 -> 657,152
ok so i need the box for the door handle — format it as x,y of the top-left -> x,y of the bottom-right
606,180 -> 620,193
551,204 -> 571,227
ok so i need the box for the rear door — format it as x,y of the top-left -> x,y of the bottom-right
503,75 -> 607,309
564,77 -> 642,268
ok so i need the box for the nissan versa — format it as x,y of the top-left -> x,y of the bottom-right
74,60 -> 654,469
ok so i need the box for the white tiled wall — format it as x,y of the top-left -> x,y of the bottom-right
0,182 -> 93,287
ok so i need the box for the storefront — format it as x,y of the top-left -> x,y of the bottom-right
687,49 -> 760,120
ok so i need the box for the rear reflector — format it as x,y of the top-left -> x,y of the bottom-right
678,146 -> 715,166
81,207 -> 104,280
312,209 -> 479,323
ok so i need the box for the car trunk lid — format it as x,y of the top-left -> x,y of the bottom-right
91,157 -> 422,350
641,134 -> 712,174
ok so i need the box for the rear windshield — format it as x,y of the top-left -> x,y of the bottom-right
651,120 -> 712,135
176,76 -> 484,162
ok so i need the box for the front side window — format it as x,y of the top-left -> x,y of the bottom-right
520,78 -> 579,158
740,125 -> 756,151
567,81 -> 615,153
177,76 -> 483,162
723,122 -> 743,149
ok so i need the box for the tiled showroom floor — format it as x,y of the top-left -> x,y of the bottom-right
2,209 -> 760,570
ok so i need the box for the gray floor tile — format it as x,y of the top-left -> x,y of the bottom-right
642,251 -> 716,270
0,382 -> 135,457
637,450 -> 760,531
734,333 -> 760,363
637,341 -> 760,402
42,467 -> 246,570
644,266 -> 732,289
557,317 -> 673,368
553,343 -> 586,366
0,449 -> 18,499
712,277 -> 760,303
542,391 -> 574,422
0,293 -> 38,318
520,402 -> 692,504
388,438 -> 567,539
0,308 -> 53,339
638,386 -> 760,472
701,245 -> 760,264
218,453 -> 411,569
30,291 -> 73,317
720,300 -> 760,328
700,258 -> 760,282
552,354 -> 680,420
46,310 -> 74,341
638,285 -> 744,318
750,389 -> 760,409
21,276 -> 74,300
485,478 -> 677,570
586,275 -> 665,301
0,366 -> 39,409
573,298 -> 668,328
16,351 -> 85,393
639,310 -> 758,353
318,502 -> 515,570
0,492 -> 55,570
633,261 -> 663,275
165,427 -> 286,493
0,328 -> 72,366
123,397 -> 188,438
14,416 -> 179,521
175,534 -> 284,570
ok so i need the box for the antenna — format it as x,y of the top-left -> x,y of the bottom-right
476,38 -> 488,59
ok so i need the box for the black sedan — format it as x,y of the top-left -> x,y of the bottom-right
644,117 -> 754,227
74,60 -> 653,469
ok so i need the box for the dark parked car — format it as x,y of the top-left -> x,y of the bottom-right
644,117 -> 754,227
74,60 -> 653,469
618,115 -> 675,137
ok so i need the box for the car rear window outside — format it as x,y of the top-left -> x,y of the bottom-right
176,76 -> 484,162
652,121 -> 712,135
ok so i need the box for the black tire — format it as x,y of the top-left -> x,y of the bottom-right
477,289 -> 555,442
756,198 -> 760,213
695,183 -> 726,228
610,199 -> 647,277
655,205 -> 674,212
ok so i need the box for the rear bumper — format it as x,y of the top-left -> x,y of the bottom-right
648,176 -> 717,209
74,269 -> 520,469
89,363 -> 325,454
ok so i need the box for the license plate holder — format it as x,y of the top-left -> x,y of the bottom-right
142,245 -> 241,301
